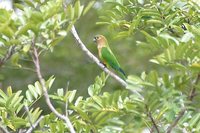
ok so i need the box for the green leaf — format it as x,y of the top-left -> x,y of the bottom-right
189,113 -> 200,128
147,71 -> 158,86
190,63 -> 200,71
74,96 -> 83,106
16,104 -> 24,114
7,86 -> 13,96
11,53 -> 21,68
88,85 -> 95,97
50,123 -> 56,132
28,108 -> 42,124
24,0 -> 35,8
35,43 -> 48,49
26,91 -> 33,102
11,117 -> 27,129
57,120 -> 65,132
28,85 -> 38,99
92,96 -> 103,108
31,11 -> 44,23
70,105 -> 91,122
74,1 -> 84,19
0,9 -> 11,23
6,91 -> 21,111
140,10 -> 161,18
34,81 -> 42,95
141,31 -> 159,49
46,76 -> 55,89
67,4 -> 74,20
14,3 -> 25,11
164,0 -> 178,14
146,19 -> 163,25
0,89 -> 8,101
22,44 -> 31,53
49,37 -> 65,47
12,95 -> 23,109
83,1 -> 95,16
196,119 -> 200,131
164,45 -> 175,62
57,88 -> 64,97
64,90 -> 77,103
94,111 -> 108,124
0,26 -> 14,38
162,74 -> 170,87
16,23 -> 33,36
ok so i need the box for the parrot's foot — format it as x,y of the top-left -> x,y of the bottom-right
100,61 -> 107,68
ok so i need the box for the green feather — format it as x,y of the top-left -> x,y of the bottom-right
101,47 -> 119,67
101,47 -> 126,79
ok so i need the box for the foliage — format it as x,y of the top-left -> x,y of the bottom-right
99,0 -> 200,132
0,0 -> 200,132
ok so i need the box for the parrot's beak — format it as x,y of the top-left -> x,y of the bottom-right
93,37 -> 97,43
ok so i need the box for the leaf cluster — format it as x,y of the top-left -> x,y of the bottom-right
1,0 -> 200,132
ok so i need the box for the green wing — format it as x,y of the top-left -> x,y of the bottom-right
101,47 -> 120,68
101,47 -> 126,78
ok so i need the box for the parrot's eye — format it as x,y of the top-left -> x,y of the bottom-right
93,36 -> 98,42
95,36 -> 99,40
93,35 -> 101,42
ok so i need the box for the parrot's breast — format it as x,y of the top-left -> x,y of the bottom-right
97,45 -> 105,58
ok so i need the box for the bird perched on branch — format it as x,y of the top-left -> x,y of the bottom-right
93,35 -> 126,80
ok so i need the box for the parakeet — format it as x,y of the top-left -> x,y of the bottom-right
93,35 -> 126,80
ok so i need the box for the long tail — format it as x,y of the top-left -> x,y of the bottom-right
119,67 -> 126,77
111,65 -> 127,80
117,67 -> 127,81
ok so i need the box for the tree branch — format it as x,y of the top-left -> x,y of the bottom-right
189,74 -> 200,100
0,124 -> 9,133
70,26 -> 127,87
24,105 -> 34,129
166,108 -> 186,133
0,46 -> 16,68
145,105 -> 160,133
31,46 -> 76,133
166,74 -> 200,133
26,116 -> 44,133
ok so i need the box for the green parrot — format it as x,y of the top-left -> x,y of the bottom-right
93,35 -> 126,80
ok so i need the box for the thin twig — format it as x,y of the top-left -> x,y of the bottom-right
0,124 -> 10,133
166,74 -> 200,133
145,105 -> 160,133
189,74 -> 200,100
0,46 -> 16,68
70,26 -> 127,87
31,46 -> 76,133
24,105 -> 34,129
26,116 -> 44,133
2,66 -> 35,72
65,81 -> 70,117
166,108 -> 186,133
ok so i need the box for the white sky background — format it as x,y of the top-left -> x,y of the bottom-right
0,0 -> 13,10
0,0 -> 199,10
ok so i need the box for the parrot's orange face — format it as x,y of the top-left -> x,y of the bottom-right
93,35 -> 107,47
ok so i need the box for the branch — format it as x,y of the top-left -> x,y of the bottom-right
145,105 -> 160,133
31,46 -> 76,133
24,105 -> 34,129
0,46 -> 16,68
65,81 -> 70,117
70,26 -> 127,87
189,74 -> 200,100
166,74 -> 200,133
0,124 -> 10,133
26,116 -> 44,133
166,108 -> 186,133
